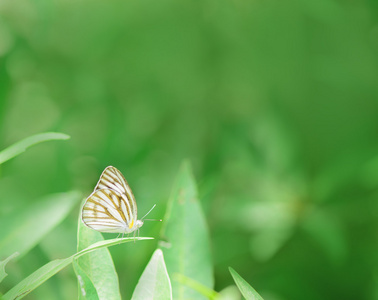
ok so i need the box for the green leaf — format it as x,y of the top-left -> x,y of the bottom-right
75,215 -> 121,300
0,132 -> 70,165
131,249 -> 172,300
4,258 -> 74,300
0,191 -> 81,260
216,286 -> 241,300
174,274 -> 217,300
3,237 -> 153,300
229,267 -> 264,300
159,161 -> 213,299
73,260 -> 99,300
0,252 -> 19,283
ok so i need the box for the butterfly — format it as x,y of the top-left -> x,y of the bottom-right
81,166 -> 158,234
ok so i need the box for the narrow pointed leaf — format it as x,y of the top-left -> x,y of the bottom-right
0,132 -> 70,164
75,216 -> 121,300
131,249 -> 172,300
3,258 -> 73,300
0,191 -> 81,260
160,161 -> 213,299
229,268 -> 264,300
0,252 -> 19,283
3,237 -> 152,300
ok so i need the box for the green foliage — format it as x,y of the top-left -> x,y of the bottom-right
216,286 -> 241,300
160,161 -> 213,299
174,274 -> 218,300
0,253 -> 19,284
72,260 -> 99,300
0,133 -> 70,165
3,237 -> 152,300
1,0 -> 377,298
229,268 -> 264,300
74,214 -> 121,300
1,161 -> 265,300
0,191 -> 80,260
131,249 -> 172,300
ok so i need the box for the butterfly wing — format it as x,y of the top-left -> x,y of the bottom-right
94,166 -> 138,220
82,188 -> 135,233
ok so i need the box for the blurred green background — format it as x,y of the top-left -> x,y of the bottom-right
1,0 -> 378,299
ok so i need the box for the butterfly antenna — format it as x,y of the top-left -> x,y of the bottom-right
141,204 -> 157,220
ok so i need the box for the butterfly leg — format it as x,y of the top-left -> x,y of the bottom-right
118,232 -> 125,245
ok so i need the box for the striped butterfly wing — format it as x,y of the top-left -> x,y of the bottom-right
82,166 -> 138,233
94,166 -> 137,219
82,188 -> 132,233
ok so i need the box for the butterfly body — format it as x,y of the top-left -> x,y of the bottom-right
81,166 -> 143,234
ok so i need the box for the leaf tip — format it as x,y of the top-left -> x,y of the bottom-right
52,132 -> 71,140
179,159 -> 194,175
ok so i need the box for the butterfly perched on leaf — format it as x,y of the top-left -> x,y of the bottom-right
81,166 -> 158,234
